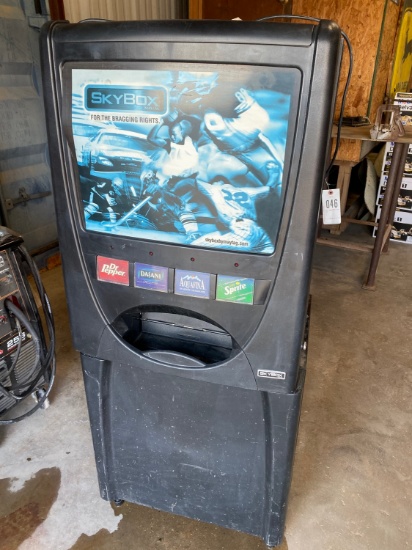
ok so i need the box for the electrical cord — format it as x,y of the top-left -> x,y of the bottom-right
0,314 -> 23,391
256,14 -> 353,186
0,246 -> 56,424
4,300 -> 42,389
18,246 -> 55,366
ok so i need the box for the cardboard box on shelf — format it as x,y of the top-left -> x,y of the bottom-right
394,92 -> 412,127
377,175 -> 412,209
382,146 -> 412,175
374,206 -> 412,243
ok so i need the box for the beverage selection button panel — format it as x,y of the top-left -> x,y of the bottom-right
97,256 -> 130,286
134,263 -> 169,292
95,256 -> 258,304
174,269 -> 211,299
216,275 -> 255,304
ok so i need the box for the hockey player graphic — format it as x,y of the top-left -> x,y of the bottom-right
197,179 -> 267,222
192,176 -> 275,253
84,177 -> 129,223
139,170 -> 201,243
203,88 -> 284,188
147,113 -> 199,187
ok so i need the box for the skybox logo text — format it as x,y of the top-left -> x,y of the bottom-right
85,85 -> 167,114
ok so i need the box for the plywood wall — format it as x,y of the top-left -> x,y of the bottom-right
63,0 -> 186,22
293,0 -> 401,161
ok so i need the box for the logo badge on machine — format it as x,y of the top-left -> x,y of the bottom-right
85,85 -> 167,115
134,263 -> 169,292
97,256 -> 129,285
257,369 -> 286,380
175,270 -> 211,299
216,275 -> 254,304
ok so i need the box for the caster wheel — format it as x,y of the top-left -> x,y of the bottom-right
33,388 -> 50,409
113,499 -> 124,507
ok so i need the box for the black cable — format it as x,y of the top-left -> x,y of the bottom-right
4,300 -> 42,388
0,246 -> 56,424
0,314 -> 23,390
256,14 -> 353,186
0,300 -> 44,423
0,359 -> 56,424
18,246 -> 55,366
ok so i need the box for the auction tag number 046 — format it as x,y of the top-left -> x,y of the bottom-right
322,188 -> 341,225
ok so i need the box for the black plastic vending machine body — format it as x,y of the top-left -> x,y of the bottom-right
40,19 -> 342,546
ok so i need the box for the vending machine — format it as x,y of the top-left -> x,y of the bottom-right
40,19 -> 342,547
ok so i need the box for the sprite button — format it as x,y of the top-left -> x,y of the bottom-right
216,275 -> 254,304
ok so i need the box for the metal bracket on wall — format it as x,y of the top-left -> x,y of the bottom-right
5,188 -> 52,210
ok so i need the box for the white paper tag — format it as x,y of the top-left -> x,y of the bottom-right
322,188 -> 341,225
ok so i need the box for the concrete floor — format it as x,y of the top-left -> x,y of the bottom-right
1,236 -> 412,550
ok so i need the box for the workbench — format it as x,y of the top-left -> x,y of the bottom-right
317,125 -> 412,290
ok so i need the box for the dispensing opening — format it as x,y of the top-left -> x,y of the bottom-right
112,308 -> 234,367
